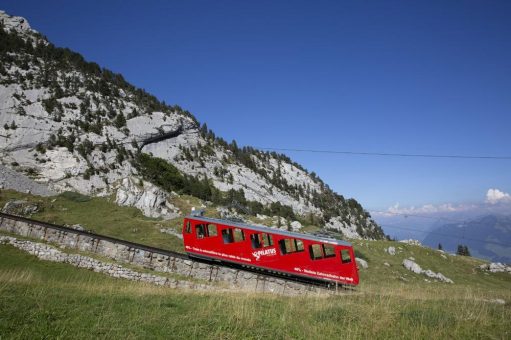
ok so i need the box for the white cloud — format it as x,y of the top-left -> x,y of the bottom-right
372,188 -> 511,218
373,202 -> 473,217
486,188 -> 511,204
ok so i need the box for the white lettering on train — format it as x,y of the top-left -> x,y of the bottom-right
252,248 -> 277,261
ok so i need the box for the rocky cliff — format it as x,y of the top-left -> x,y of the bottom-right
0,10 -> 384,239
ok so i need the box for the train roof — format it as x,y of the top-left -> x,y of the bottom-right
186,215 -> 353,247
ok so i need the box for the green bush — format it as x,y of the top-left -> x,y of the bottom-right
59,191 -> 91,202
135,153 -> 185,192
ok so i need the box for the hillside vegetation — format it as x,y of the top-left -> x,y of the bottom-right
1,189 -> 510,338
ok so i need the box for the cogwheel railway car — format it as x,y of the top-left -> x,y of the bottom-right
182,214 -> 359,286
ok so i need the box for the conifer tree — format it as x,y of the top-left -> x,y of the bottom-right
114,112 -> 126,128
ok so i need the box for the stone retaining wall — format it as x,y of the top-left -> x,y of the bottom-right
0,215 -> 331,295
0,235 -> 213,290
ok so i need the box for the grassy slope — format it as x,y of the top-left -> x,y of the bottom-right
1,245 -> 509,339
0,189 -> 186,252
1,189 -> 510,338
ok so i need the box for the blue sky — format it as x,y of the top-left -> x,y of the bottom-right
2,0 -> 510,214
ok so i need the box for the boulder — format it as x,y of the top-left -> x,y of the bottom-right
402,259 -> 453,283
65,224 -> 85,231
386,246 -> 396,256
356,257 -> 368,269
402,259 -> 422,274
479,262 -> 511,273
399,239 -> 422,246
290,221 -> 303,231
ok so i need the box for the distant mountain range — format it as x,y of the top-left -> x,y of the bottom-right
422,215 -> 511,263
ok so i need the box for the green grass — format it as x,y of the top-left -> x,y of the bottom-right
0,189 -> 185,252
1,189 -> 510,338
352,240 -> 511,295
1,244 -> 510,339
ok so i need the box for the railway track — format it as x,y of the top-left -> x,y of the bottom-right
0,212 -> 353,292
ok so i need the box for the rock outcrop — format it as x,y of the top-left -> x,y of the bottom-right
399,239 -> 422,246
479,262 -> 511,274
0,10 -> 385,239
325,216 -> 362,239
115,177 -> 180,219
355,257 -> 368,269
402,259 -> 453,283
2,200 -> 41,215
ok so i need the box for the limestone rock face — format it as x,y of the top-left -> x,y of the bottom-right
0,10 -> 36,35
0,164 -> 56,196
115,177 -> 180,220
325,216 -> 362,239
0,10 -> 385,240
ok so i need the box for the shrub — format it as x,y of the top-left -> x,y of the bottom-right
59,191 -> 91,202
135,153 -> 184,192
35,143 -> 46,154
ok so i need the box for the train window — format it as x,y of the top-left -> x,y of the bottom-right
251,233 -> 274,249
233,228 -> 245,242
196,224 -> 205,239
341,249 -> 351,264
323,244 -> 336,258
309,244 -> 323,260
296,240 -> 304,251
262,233 -> 273,247
250,234 -> 261,249
207,224 -> 218,237
185,221 -> 192,233
196,224 -> 216,238
279,238 -> 305,255
222,229 -> 233,243
222,228 -> 245,243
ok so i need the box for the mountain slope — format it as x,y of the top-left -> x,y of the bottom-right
0,10 -> 384,239
423,215 -> 511,263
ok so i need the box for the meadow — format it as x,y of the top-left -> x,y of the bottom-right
0,189 -> 510,339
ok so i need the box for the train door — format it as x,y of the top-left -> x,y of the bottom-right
340,247 -> 359,284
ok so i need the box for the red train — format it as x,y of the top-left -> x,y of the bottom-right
182,214 -> 359,286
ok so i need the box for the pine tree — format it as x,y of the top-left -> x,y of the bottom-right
438,243 -> 443,251
456,244 -> 470,256
200,123 -> 208,137
114,112 -> 126,128
456,244 -> 464,256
